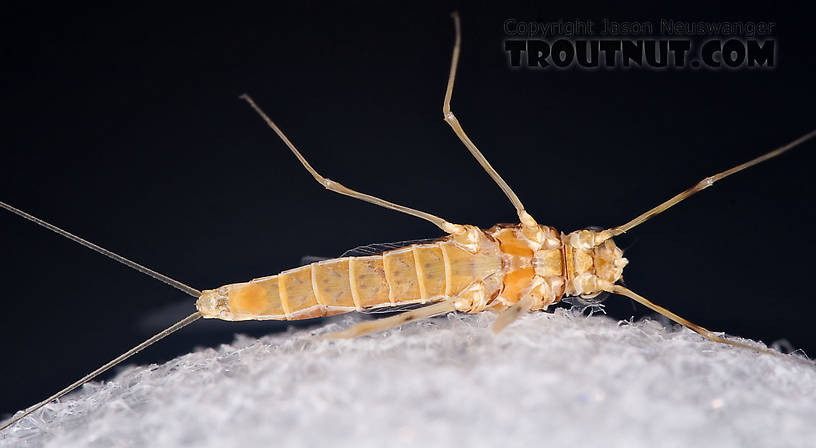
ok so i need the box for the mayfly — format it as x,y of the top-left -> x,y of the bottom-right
1,12 -> 814,432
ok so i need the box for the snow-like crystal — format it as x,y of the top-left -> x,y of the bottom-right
2,309 -> 814,448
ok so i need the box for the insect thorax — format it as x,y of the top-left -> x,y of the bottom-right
487,226 -> 628,310
562,229 -> 628,299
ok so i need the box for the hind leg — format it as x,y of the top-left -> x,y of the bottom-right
491,295 -> 535,334
240,94 -> 464,235
441,13 -> 539,233
324,300 -> 456,339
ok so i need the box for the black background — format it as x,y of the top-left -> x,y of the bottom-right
1,2 -> 813,418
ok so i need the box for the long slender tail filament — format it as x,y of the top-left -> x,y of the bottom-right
0,312 -> 202,431
0,201 -> 201,298
0,202 -> 204,431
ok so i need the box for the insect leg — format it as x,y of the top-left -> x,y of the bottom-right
442,13 -> 538,230
323,299 -> 456,339
608,285 -> 785,358
491,295 -> 535,334
597,129 -> 816,242
240,94 -> 465,235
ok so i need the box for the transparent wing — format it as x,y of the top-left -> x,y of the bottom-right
359,302 -> 430,314
298,238 -> 441,267
300,255 -> 331,266
340,237 -> 442,257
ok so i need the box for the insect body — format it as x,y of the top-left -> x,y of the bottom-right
196,224 -> 626,324
1,12 -> 813,432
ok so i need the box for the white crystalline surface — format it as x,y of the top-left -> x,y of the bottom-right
3,309 -> 816,448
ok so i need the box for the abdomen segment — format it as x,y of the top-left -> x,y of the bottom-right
203,236 -> 503,321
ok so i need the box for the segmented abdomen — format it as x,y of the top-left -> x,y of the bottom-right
221,240 -> 502,321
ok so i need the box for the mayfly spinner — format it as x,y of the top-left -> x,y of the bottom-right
1,12 -> 814,432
